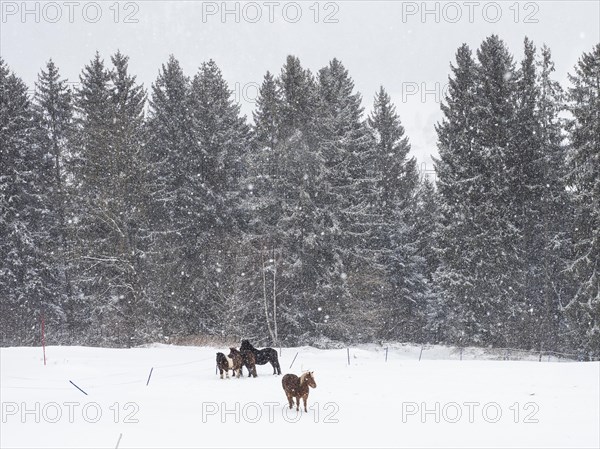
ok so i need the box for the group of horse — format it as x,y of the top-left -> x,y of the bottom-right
215,339 -> 317,412
216,339 -> 281,379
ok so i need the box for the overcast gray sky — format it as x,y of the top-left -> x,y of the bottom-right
2,1 -> 599,169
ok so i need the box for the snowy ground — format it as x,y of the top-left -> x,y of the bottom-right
1,344 -> 598,448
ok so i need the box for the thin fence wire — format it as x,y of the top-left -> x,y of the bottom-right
2,345 -> 598,392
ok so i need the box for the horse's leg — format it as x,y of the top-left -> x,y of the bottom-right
286,393 -> 294,409
275,359 -> 281,375
295,396 -> 300,411
302,395 -> 308,413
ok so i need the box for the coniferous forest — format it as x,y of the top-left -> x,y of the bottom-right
1,35 -> 598,359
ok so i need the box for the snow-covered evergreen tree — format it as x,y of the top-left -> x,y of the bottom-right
32,59 -> 75,342
431,43 -> 481,345
535,45 -> 573,353
239,71 -> 284,344
147,57 -> 250,339
71,52 -> 149,346
269,56 -> 328,344
242,56 -> 337,345
368,86 -> 425,342
471,37 -> 525,348
512,40 -> 570,351
433,36 -> 526,347
145,55 -> 196,337
0,59 -> 62,345
315,59 -> 381,342
563,44 -> 600,359
189,59 -> 250,338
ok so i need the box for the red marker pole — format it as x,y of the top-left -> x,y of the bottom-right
41,314 -> 47,366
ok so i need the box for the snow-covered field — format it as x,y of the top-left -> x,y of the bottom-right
1,344 -> 598,448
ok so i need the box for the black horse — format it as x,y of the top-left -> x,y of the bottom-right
240,339 -> 281,375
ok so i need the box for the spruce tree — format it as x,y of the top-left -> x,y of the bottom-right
0,59 -> 61,345
189,59 -> 250,338
564,44 -> 600,359
431,43 -> 482,345
535,45 -> 572,353
148,57 -> 250,339
146,55 -> 196,337
433,36 -> 526,347
32,59 -> 75,342
109,51 -> 151,344
241,56 -> 330,345
368,86 -> 424,342
512,41 -> 570,351
315,58 -> 381,342
239,71 -> 284,344
71,52 -> 114,344
72,52 -> 149,345
512,38 -> 548,348
272,56 -> 329,344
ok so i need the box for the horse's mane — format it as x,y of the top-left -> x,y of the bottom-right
299,371 -> 312,385
241,340 -> 257,350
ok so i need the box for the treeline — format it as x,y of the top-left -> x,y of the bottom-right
1,36 -> 598,358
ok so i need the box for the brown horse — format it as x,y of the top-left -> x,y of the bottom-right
216,352 -> 235,379
227,347 -> 243,378
282,371 -> 317,412
230,347 -> 257,378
